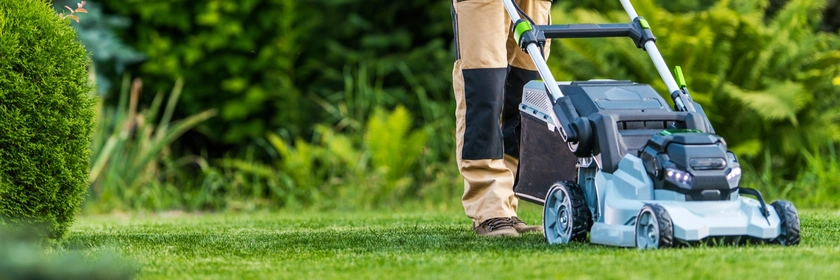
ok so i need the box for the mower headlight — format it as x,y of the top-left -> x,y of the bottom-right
689,157 -> 727,170
726,167 -> 742,184
641,152 -> 660,178
727,151 -> 739,163
665,168 -> 693,187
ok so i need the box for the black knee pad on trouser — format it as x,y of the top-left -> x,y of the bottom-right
461,68 -> 507,160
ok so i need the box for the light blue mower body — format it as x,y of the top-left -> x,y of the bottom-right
503,0 -> 801,248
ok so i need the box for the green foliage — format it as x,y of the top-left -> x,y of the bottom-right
90,0 -> 305,145
86,76 -> 216,212
188,105 -> 441,211
658,0 -> 717,12
563,0 -> 769,14
78,63 -> 460,213
749,142 -> 840,208
823,0 -> 840,32
73,0 -> 840,212
314,61 -> 456,172
52,0 -> 146,95
263,130 -> 333,208
0,0 -> 96,241
795,143 -> 840,207
364,107 -> 428,203
548,0 -> 840,179
94,0 -> 453,154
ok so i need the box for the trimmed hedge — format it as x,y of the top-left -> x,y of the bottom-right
0,0 -> 95,241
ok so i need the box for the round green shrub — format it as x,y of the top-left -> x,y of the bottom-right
0,0 -> 95,241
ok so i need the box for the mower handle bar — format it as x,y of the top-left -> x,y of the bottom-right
502,0 -> 681,100
619,0 -> 681,94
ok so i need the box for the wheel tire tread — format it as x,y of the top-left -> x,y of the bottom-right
564,181 -> 592,242
638,204 -> 674,249
771,200 -> 800,246
543,181 -> 592,243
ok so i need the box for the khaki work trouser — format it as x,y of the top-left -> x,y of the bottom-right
451,0 -> 552,224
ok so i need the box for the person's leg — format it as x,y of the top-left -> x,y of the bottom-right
452,0 -> 518,236
502,0 -> 553,231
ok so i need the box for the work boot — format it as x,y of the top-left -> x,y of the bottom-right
511,216 -> 542,233
474,217 -> 519,237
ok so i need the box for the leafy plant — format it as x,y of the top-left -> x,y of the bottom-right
361,106 -> 428,207
58,1 -> 87,22
315,61 -> 457,179
262,105 -> 429,210
191,104 -> 436,211
53,0 -> 146,95
87,76 -> 216,212
306,63 -> 455,209
792,142 -> 840,207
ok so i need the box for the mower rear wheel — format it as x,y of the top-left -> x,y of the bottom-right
543,182 -> 591,244
771,200 -> 800,246
635,204 -> 674,249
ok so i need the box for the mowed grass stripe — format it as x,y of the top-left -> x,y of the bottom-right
68,206 -> 840,280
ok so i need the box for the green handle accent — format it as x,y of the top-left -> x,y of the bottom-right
639,18 -> 651,29
660,128 -> 702,136
514,21 -> 533,45
674,66 -> 686,88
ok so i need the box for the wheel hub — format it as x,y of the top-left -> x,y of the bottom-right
544,184 -> 582,245
635,211 -> 658,249
558,208 -> 569,231
646,224 -> 657,242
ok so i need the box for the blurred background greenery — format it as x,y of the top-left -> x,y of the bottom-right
52,0 -> 840,213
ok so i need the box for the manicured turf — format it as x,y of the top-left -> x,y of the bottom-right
67,204 -> 840,279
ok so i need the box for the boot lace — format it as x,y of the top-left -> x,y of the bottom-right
480,217 -> 513,231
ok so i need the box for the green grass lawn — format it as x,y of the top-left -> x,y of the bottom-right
67,203 -> 840,280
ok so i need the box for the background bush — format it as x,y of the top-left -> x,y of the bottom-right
93,0 -> 453,158
85,77 -> 216,213
56,0 -> 840,212
52,0 -> 146,95
0,0 -> 95,240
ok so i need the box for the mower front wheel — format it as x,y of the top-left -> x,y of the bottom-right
771,200 -> 801,246
543,181 -> 591,244
635,204 -> 674,249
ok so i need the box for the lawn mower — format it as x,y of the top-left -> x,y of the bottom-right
506,0 -> 801,248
